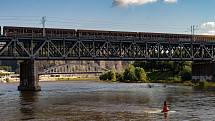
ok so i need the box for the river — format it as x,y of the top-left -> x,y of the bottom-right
0,81 -> 215,121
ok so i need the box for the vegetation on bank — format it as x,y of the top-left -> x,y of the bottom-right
0,66 -> 13,77
100,61 -> 192,83
194,80 -> 215,89
100,65 -> 147,83
0,66 -> 12,72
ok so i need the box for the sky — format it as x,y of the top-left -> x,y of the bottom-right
0,0 -> 215,35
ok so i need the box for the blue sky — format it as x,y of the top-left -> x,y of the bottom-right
0,0 -> 215,34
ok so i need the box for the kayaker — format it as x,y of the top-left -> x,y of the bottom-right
162,101 -> 169,113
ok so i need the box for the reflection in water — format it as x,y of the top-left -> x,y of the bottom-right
19,92 -> 39,120
163,112 -> 168,121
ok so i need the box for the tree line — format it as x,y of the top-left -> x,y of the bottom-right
99,61 -> 192,83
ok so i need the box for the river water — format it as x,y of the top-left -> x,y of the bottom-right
0,81 -> 215,121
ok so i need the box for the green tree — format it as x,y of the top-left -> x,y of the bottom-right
135,67 -> 147,82
99,73 -> 108,81
109,70 -> 116,81
99,70 -> 116,81
123,64 -> 137,82
180,65 -> 192,81
116,72 -> 123,81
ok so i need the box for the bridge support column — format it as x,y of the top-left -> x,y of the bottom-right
18,60 -> 41,91
192,61 -> 215,82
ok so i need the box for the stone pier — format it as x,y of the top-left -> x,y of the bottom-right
18,60 -> 41,91
192,61 -> 215,82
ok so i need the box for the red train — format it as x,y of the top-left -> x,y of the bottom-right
1,26 -> 215,42
3,26 -> 76,38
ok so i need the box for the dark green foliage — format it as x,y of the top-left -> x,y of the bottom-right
116,72 -> 123,81
194,80 -> 212,89
135,67 -> 147,82
121,65 -> 147,83
134,61 -> 192,82
123,65 -> 137,82
0,66 -> 12,72
198,81 -> 208,88
100,61 -> 192,83
99,70 -> 116,81
100,65 -> 148,83
180,65 -> 192,81
109,70 -> 116,81
194,80 -> 215,89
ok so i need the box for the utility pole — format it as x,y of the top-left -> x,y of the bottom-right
191,25 -> 198,41
41,16 -> 46,37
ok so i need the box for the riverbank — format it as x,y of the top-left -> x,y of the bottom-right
193,81 -> 215,90
0,77 -> 101,83
41,77 -> 100,82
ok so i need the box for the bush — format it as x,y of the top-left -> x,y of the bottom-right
123,65 -> 137,82
116,72 -> 123,81
180,66 -> 192,81
99,70 -> 116,81
109,70 -> 116,81
99,73 -> 108,81
135,67 -> 147,82
198,80 -> 208,89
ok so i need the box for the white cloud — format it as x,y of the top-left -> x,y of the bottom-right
164,0 -> 178,3
113,0 -> 178,6
201,22 -> 215,29
200,22 -> 215,35
113,0 -> 158,6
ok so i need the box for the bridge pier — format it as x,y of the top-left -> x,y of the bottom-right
18,60 -> 41,91
192,61 -> 215,82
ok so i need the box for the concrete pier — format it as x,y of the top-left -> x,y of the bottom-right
192,61 -> 214,82
18,60 -> 41,91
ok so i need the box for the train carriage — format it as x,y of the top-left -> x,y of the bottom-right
3,26 -> 43,37
3,26 -> 76,38
77,30 -> 110,38
45,28 -> 76,38
2,26 -> 215,42
139,32 -> 166,41
196,35 -> 215,42
139,32 -> 193,42
109,31 -> 138,39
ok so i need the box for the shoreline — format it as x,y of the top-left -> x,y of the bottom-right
40,78 -> 101,82
0,77 -> 103,84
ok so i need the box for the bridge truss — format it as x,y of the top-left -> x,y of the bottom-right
0,36 -> 215,61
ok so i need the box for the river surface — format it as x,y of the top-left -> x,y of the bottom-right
0,81 -> 215,121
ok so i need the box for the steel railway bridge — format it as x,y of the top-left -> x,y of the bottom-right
0,33 -> 215,91
0,36 -> 215,61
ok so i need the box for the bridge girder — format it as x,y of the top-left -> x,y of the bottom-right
0,36 -> 214,61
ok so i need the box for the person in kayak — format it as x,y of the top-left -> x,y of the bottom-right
162,101 -> 169,113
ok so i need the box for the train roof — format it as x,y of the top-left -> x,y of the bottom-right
2,26 -> 215,37
3,26 -> 76,31
78,29 -> 139,33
